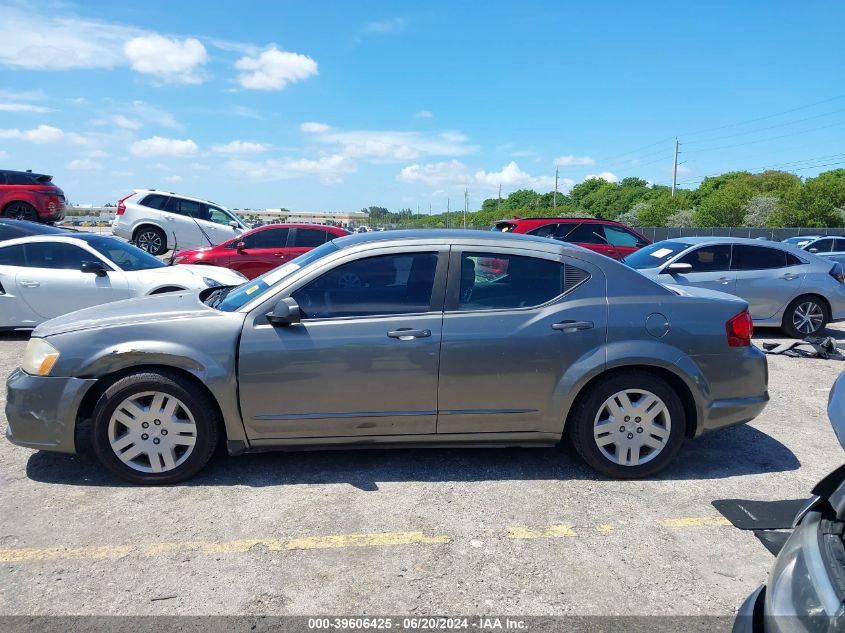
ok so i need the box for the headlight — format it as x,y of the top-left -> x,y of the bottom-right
203,277 -> 224,288
21,338 -> 60,376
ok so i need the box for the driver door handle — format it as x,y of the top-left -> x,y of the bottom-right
781,273 -> 799,281
387,328 -> 431,340
19,280 -> 40,288
552,320 -> 593,332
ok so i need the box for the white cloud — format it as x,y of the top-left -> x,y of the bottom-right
131,101 -> 179,129
124,35 -> 207,84
475,161 -> 556,190
300,122 -> 332,133
308,126 -> 478,162
0,150 -> 9,161
0,89 -> 46,101
554,155 -> 595,167
675,164 -> 692,176
96,114 -> 142,130
359,17 -> 408,37
212,141 -> 271,154
67,158 -> 102,171
0,124 -> 66,144
398,160 -> 470,187
165,175 -> 183,183
227,154 -> 355,183
129,136 -> 198,157
414,111 -> 434,119
584,171 -> 619,183
0,103 -> 51,113
235,46 -> 318,91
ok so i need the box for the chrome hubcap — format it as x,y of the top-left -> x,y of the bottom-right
793,302 -> 823,334
593,389 -> 671,467
108,391 -> 197,474
137,231 -> 163,253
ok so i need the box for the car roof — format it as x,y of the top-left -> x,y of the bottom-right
662,236 -> 799,246
497,217 -> 617,224
254,223 -> 348,231
0,169 -> 50,179
133,188 -> 224,208
0,219 -> 68,237
0,233 -> 118,248
332,228 -> 574,252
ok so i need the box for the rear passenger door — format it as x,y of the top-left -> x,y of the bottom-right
663,244 -> 736,295
732,245 -> 806,319
437,247 -> 607,435
163,197 -> 204,249
286,227 -> 335,260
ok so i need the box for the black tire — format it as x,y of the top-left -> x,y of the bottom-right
133,225 -> 167,255
4,202 -> 38,222
90,371 -> 220,485
569,370 -> 686,479
781,294 -> 829,338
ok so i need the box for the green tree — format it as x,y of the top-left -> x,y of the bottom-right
742,195 -> 779,228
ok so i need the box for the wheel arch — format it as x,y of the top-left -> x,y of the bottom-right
132,223 -> 168,248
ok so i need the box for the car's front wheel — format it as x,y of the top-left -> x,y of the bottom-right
782,294 -> 829,338
91,371 -> 220,484
569,371 -> 686,478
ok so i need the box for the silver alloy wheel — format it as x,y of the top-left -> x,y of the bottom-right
136,230 -> 163,254
107,391 -> 197,474
793,301 -> 824,334
593,389 -> 671,467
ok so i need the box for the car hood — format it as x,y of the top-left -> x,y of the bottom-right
157,263 -> 243,284
33,291 -> 223,338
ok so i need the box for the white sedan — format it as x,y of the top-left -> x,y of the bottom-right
0,234 -> 247,329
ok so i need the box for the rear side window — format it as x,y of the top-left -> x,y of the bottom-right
731,245 -> 788,270
0,244 -> 25,265
3,173 -> 35,185
292,253 -> 438,319
457,252 -> 588,311
677,245 -> 732,272
556,223 -> 604,245
293,228 -> 331,247
23,243 -> 100,270
491,222 -> 517,232
527,223 -> 560,239
141,194 -> 170,210
166,197 -> 201,218
243,228 -> 289,249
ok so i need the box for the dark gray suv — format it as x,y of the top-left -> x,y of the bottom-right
5,230 -> 769,484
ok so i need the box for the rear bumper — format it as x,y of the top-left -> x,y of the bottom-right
732,585 -> 765,633
696,345 -> 769,435
701,392 -> 770,433
4,368 -> 97,454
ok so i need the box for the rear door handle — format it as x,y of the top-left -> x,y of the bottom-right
387,328 -> 431,340
782,273 -> 799,281
717,276 -> 731,284
552,320 -> 594,332
19,280 -> 40,288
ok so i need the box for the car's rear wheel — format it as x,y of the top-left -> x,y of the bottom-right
133,226 -> 167,255
782,294 -> 829,338
569,371 -> 686,478
91,371 -> 220,484
4,202 -> 38,222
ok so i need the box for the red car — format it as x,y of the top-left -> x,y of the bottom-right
1,170 -> 66,224
492,217 -> 650,260
173,223 -> 351,279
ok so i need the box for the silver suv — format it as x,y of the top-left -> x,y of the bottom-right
112,189 -> 248,255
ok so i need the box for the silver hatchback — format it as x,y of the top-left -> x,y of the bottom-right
628,237 -> 845,337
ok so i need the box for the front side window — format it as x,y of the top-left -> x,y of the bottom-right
458,252 -> 582,311
834,238 -> 845,252
0,244 -> 25,266
731,245 -> 788,270
604,225 -> 642,247
808,238 -> 835,253
677,245 -> 732,272
292,253 -> 438,319
167,197 -> 201,218
243,228 -> 289,249
204,205 -> 234,226
293,228 -> 331,247
557,223 -> 605,245
23,243 -> 100,270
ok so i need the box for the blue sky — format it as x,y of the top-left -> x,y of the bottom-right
1,0 -> 845,212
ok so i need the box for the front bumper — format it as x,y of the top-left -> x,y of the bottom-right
4,368 -> 97,454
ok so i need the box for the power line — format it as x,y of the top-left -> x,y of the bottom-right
682,108 -> 845,147
682,119 -> 845,154
676,153 -> 845,185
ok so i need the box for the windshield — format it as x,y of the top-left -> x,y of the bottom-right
624,241 -> 691,270
213,240 -> 340,311
86,237 -> 166,271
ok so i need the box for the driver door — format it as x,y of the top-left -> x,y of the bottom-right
661,244 -> 736,295
237,247 -> 448,440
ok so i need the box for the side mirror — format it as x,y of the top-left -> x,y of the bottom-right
809,248 -> 819,253
229,220 -> 240,229
661,262 -> 693,275
80,261 -> 108,277
266,297 -> 301,327
236,241 -> 247,252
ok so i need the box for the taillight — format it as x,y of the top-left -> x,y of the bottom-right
116,193 -> 134,216
830,263 -> 844,284
726,310 -> 753,347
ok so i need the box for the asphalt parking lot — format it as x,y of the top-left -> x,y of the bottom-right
0,326 -> 843,617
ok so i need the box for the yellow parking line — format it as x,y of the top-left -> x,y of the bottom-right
659,517 -> 732,528
506,524 -> 577,539
0,531 -> 451,563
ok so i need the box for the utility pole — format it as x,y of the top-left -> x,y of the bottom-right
429,202 -> 432,216
447,197 -> 450,228
497,183 -> 502,214
463,188 -> 468,228
671,136 -> 680,198
553,167 -> 559,210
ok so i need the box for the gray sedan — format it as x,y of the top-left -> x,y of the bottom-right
5,230 -> 768,484
627,237 -> 845,337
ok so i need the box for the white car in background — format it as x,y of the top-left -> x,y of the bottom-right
0,234 -> 246,329
112,189 -> 248,255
